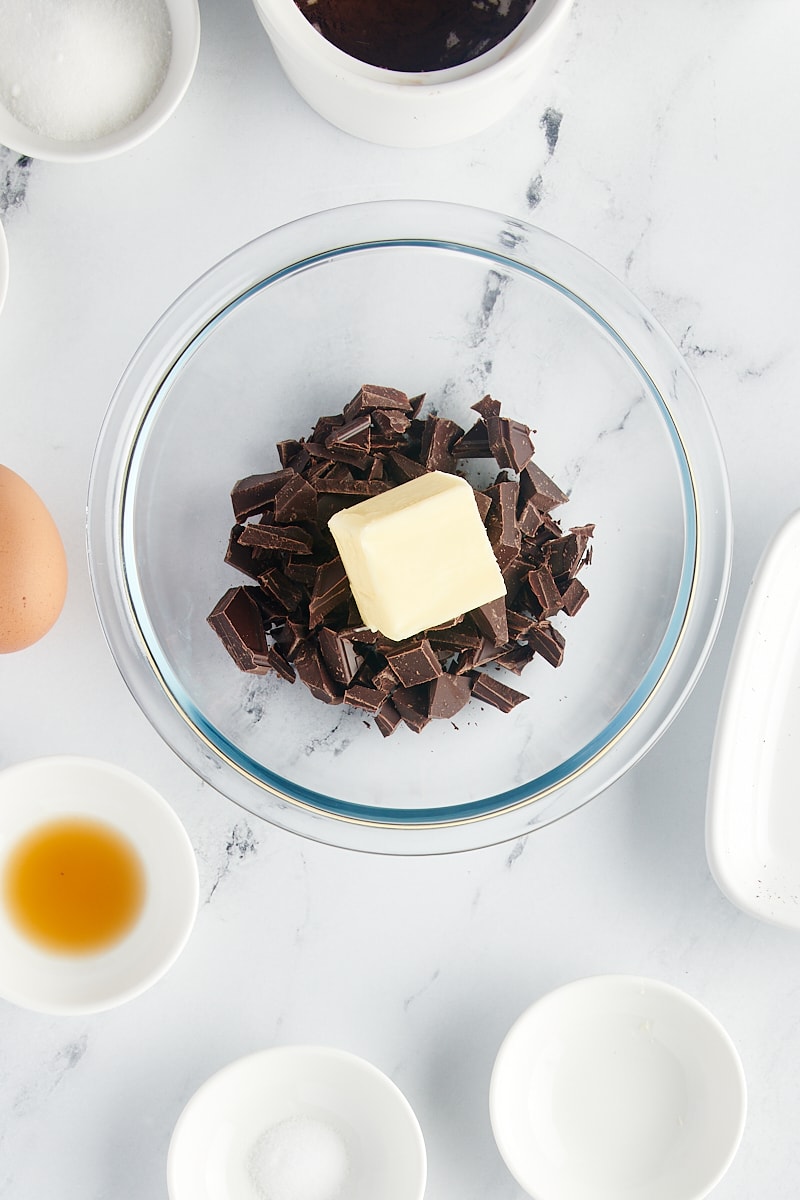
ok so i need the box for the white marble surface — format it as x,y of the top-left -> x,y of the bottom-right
1,0 -> 799,1196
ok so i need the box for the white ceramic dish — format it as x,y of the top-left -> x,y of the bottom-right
251,0 -> 572,146
167,1045 -> 427,1200
707,510 -> 800,929
0,220 -> 8,313
0,756 -> 198,1014
0,0 -> 200,162
490,975 -> 746,1200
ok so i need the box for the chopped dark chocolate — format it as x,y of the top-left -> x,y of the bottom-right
231,470 -> 294,521
211,384 -> 594,736
470,671 -> 528,712
527,565 -> 563,619
318,626 -> 363,686
208,587 -> 295,681
485,480 -> 521,570
293,642 -> 342,704
343,684 -> 385,714
374,698 -> 403,737
384,638 -> 442,687
486,416 -> 535,472
308,558 -> 350,628
471,394 -> 501,420
238,521 -> 314,555
527,621 -> 566,667
471,597 -> 509,646
520,460 -> 570,512
560,578 -> 589,616
452,420 -> 492,459
391,685 -> 431,733
273,474 -> 318,524
428,673 -> 472,719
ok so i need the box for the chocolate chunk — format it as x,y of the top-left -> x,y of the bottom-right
344,384 -> 411,420
385,638 -> 442,687
472,488 -> 492,523
386,450 -> 429,483
486,416 -> 535,472
293,642 -> 342,704
470,671 -> 528,712
344,684 -> 385,714
542,528 -> 593,581
485,480 -> 521,570
517,499 -> 544,537
225,524 -> 263,579
208,587 -> 293,678
454,635 -> 506,673
371,662 -> 400,693
408,393 -> 426,419
506,609 -> 535,640
272,619 -> 309,661
326,413 -> 372,449
314,475 -> 392,496
305,441 -> 373,470
374,698 -> 402,738
528,621 -> 566,667
276,439 -> 305,468
318,626 -> 363,686
258,567 -> 306,613
391,685 -> 431,733
452,420 -> 492,459
470,597 -> 509,646
308,557 -> 351,628
427,620 -> 482,652
420,416 -> 462,473
238,521 -> 314,555
273,474 -> 318,524
492,643 -> 537,675
372,409 -> 410,442
428,673 -> 472,719
527,565 -> 562,618
231,470 -> 294,521
520,460 -> 570,512
283,560 -> 318,587
560,578 -> 589,616
471,394 -> 501,420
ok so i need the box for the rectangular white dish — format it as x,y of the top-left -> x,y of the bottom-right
707,509 -> 800,930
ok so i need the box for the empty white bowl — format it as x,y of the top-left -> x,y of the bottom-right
168,1045 -> 427,1200
490,976 -> 746,1200
252,0 -> 573,146
0,756 -> 198,1014
0,0 -> 200,162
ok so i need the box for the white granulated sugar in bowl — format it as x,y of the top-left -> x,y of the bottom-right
0,0 -> 173,141
248,1114 -> 351,1200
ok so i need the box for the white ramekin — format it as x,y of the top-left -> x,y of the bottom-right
0,0 -> 200,163
252,0 -> 573,147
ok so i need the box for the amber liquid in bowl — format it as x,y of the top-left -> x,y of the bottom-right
3,817 -> 145,954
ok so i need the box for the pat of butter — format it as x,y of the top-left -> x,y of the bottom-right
328,471 -> 506,642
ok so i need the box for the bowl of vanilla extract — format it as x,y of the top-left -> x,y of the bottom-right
0,757 -> 198,1014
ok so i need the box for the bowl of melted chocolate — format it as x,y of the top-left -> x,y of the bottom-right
294,0 -> 536,73
250,0 -> 573,145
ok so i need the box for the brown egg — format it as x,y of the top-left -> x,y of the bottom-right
0,465 -> 68,652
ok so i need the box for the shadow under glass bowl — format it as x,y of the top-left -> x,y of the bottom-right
87,201 -> 731,854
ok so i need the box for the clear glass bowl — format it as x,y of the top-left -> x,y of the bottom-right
88,201 -> 731,853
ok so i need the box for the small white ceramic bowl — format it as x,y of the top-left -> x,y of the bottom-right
490,976 -> 746,1200
0,0 -> 200,163
252,0 -> 572,146
0,756 -> 198,1014
168,1045 -> 427,1200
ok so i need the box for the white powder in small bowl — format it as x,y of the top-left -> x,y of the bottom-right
249,1114 -> 351,1200
0,0 -> 172,141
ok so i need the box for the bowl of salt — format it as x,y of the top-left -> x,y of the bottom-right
167,1045 -> 427,1200
0,0 -> 200,162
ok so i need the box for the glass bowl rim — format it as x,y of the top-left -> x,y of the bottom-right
87,199 -> 732,853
